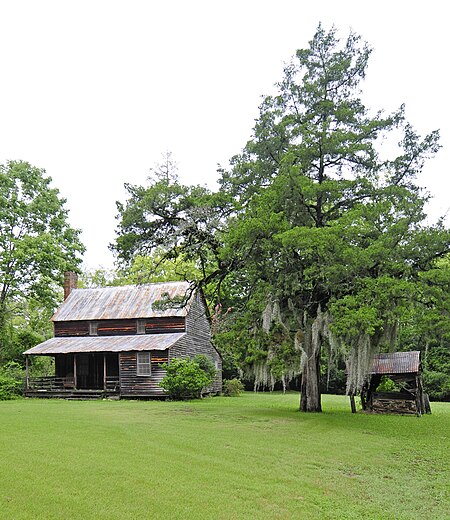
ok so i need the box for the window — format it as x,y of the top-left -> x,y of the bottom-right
89,322 -> 98,336
137,352 -> 151,376
137,319 -> 146,335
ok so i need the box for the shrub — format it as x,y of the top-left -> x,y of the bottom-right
0,361 -> 24,400
159,357 -> 215,400
192,354 -> 216,380
376,376 -> 400,392
222,378 -> 245,397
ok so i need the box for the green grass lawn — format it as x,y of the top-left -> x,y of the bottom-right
0,393 -> 448,520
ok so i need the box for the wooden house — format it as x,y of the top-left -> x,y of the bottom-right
24,273 -> 222,398
360,351 -> 430,415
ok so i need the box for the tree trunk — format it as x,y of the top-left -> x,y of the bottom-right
0,303 -> 9,360
299,318 -> 322,412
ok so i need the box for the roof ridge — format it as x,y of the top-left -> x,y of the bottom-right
75,280 -> 192,291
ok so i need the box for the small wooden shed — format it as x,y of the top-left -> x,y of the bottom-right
24,275 -> 222,399
361,351 -> 430,415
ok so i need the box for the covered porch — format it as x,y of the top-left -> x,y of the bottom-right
25,352 -> 120,398
23,333 -> 185,399
23,336 -> 125,398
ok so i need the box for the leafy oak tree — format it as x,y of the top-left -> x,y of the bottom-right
113,155 -> 229,290
0,160 -> 85,361
114,26 -> 450,411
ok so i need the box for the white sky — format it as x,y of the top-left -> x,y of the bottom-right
0,0 -> 448,269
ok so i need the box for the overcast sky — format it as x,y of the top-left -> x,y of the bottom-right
0,1 -> 448,269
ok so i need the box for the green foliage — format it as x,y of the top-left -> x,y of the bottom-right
218,25 -> 449,406
395,260 -> 450,402
113,26 -> 450,412
0,376 -> 22,400
192,354 -> 216,380
159,357 -> 215,400
0,322 -> 45,367
117,253 -> 203,285
375,376 -> 399,393
423,371 -> 450,401
28,356 -> 55,378
12,330 -> 44,365
79,253 -> 203,289
320,346 -> 346,394
0,361 -> 24,399
0,160 -> 85,367
222,378 -> 245,396
425,346 -> 450,374
423,346 -> 450,401
79,267 -> 118,288
0,160 -> 85,310
113,158 -> 225,279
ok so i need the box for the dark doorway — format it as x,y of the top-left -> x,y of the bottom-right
55,353 -> 119,390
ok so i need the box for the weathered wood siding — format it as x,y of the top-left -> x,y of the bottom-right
98,320 -> 136,335
54,317 -> 185,337
170,292 -> 222,393
369,392 -> 417,415
119,350 -> 169,396
145,317 -> 185,333
55,321 -> 89,337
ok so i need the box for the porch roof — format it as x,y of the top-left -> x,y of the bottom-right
24,333 -> 186,355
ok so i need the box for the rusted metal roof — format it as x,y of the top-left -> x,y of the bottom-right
370,351 -> 421,375
24,333 -> 186,355
52,281 -> 194,322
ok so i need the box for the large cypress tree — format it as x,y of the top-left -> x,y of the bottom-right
220,25 -> 447,411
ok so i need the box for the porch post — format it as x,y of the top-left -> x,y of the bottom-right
73,354 -> 77,389
103,354 -> 107,391
25,355 -> 29,390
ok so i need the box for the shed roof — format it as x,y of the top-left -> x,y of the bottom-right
370,351 -> 421,375
24,333 -> 186,355
52,281 -> 194,322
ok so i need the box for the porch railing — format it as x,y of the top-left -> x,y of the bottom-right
27,376 -> 75,391
105,377 -> 120,391
27,376 -> 120,392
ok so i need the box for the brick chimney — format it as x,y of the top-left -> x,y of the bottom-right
64,271 -> 78,300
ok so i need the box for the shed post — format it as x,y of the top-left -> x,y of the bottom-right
73,354 -> 77,389
103,354 -> 107,391
423,392 -> 431,414
118,352 -> 122,392
415,375 -> 422,416
25,355 -> 29,390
